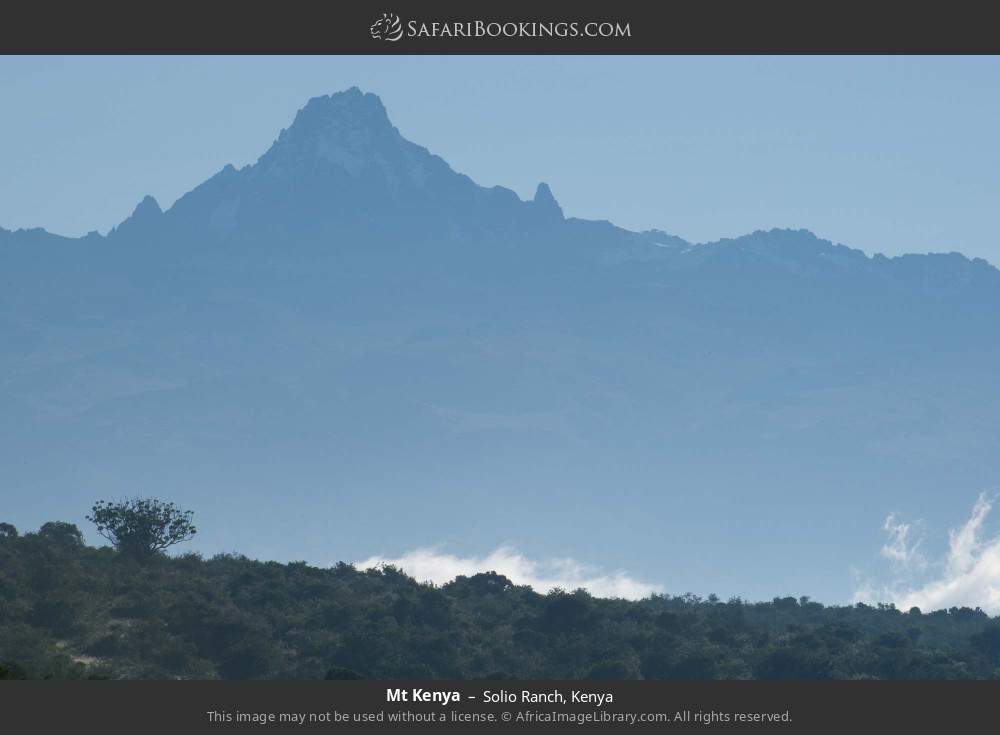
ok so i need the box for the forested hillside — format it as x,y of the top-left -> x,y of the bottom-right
2,521 -> 998,681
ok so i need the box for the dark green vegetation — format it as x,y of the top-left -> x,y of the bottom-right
2,520 -> 1000,680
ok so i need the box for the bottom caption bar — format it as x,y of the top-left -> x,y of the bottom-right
2,680 -> 996,732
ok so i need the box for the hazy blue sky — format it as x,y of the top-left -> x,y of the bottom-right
2,55 -> 998,263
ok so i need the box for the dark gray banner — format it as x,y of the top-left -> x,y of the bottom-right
2,0 -> 999,53
2,680 -> 998,732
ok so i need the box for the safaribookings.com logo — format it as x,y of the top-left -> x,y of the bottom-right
370,13 -> 404,41
369,14 -> 631,42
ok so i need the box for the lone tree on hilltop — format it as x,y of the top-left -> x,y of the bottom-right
87,497 -> 196,559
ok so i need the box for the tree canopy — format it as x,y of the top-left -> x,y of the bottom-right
86,498 -> 196,559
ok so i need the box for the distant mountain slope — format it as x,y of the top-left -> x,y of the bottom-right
3,88 -> 999,603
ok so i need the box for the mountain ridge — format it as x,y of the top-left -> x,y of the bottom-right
4,86 -> 995,284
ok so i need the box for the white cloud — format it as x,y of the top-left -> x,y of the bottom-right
856,493 -> 1000,614
354,545 -> 662,600
880,513 -> 927,572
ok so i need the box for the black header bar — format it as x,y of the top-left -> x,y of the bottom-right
3,1 -> 1000,54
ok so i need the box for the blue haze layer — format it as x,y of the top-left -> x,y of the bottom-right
2,77 -> 1000,602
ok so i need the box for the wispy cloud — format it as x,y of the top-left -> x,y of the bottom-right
354,545 -> 662,600
880,513 -> 927,572
856,493 -> 1000,614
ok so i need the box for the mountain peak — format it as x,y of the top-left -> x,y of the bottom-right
532,182 -> 564,221
133,194 -> 162,217
254,87 -> 417,182
277,87 -> 395,148
297,87 -> 390,127
109,194 -> 162,239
